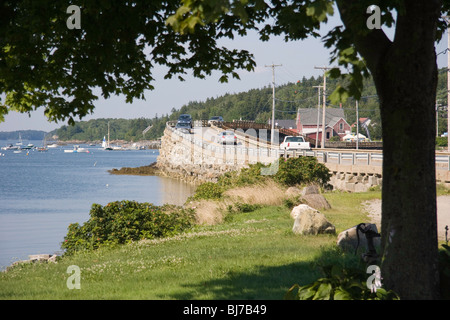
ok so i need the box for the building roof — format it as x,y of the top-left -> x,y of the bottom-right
268,119 -> 297,129
297,108 -> 346,126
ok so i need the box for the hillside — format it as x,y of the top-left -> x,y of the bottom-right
0,130 -> 48,141
51,68 -> 449,141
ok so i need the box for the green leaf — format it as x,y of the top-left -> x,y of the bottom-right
333,288 -> 352,300
329,85 -> 350,104
313,282 -> 332,300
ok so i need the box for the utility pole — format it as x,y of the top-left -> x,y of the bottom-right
315,66 -> 331,149
266,63 -> 282,146
313,85 -> 323,148
356,100 -> 359,150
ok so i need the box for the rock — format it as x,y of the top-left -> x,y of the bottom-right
292,205 -> 336,235
29,254 -> 52,261
301,194 -> 331,210
301,184 -> 320,196
290,204 -> 315,219
337,223 -> 381,252
48,255 -> 58,263
286,186 -> 302,196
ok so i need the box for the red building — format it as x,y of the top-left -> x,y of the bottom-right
295,108 -> 351,142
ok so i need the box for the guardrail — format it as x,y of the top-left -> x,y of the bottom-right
166,122 -> 450,172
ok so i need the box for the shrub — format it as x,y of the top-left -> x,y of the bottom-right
436,136 -> 448,147
62,201 -> 195,255
217,163 -> 268,188
274,157 -> 331,187
233,202 -> 261,213
192,182 -> 223,200
285,264 -> 399,300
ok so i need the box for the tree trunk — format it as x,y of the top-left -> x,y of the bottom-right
337,0 -> 441,299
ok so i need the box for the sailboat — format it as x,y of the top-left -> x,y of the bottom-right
37,135 -> 48,152
16,133 -> 23,146
104,123 -> 113,150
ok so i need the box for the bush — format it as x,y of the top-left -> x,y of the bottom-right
62,201 -> 195,255
217,163 -> 268,188
191,182 -> 224,200
233,202 -> 261,213
285,264 -> 399,300
436,136 -> 448,147
274,157 -> 331,187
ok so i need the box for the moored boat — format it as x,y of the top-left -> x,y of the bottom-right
64,145 -> 90,153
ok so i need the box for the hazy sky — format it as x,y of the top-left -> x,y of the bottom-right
0,12 -> 448,133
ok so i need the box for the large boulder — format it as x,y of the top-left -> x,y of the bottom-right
292,204 -> 336,235
286,186 -> 302,197
302,194 -> 331,210
290,204 -> 313,219
336,223 -> 381,252
301,184 -> 320,196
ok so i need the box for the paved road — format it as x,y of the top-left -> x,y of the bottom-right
439,196 -> 450,241
366,196 -> 450,241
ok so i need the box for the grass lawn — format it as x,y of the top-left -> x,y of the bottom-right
0,190 -> 381,300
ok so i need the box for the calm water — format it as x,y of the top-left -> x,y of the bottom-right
0,141 -> 195,270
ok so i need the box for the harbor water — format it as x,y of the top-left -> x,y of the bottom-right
0,141 -> 196,270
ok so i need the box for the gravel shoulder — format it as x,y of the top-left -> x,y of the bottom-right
363,196 -> 450,241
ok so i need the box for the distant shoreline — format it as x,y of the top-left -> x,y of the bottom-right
108,162 -> 161,176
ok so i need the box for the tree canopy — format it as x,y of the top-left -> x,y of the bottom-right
0,0 -> 255,124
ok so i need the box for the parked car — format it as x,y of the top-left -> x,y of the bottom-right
280,136 -> 311,150
177,114 -> 192,127
208,116 -> 224,125
218,131 -> 237,145
175,122 -> 192,134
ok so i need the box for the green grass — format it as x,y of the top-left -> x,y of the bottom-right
0,191 -> 381,300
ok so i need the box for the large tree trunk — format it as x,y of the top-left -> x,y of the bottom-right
337,1 -> 441,299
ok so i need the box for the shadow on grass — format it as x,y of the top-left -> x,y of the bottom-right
168,261 -> 320,300
166,247 -> 362,300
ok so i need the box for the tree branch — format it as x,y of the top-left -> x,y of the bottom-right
335,0 -> 392,73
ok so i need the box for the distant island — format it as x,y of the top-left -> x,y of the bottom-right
0,130 -> 48,141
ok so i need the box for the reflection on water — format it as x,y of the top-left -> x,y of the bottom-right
159,177 -> 197,206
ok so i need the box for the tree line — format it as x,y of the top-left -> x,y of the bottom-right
50,68 -> 448,142
0,130 -> 47,141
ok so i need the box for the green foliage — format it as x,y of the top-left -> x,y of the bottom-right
191,182 -> 224,200
439,244 -> 450,299
274,157 -> 331,187
61,201 -> 195,255
233,202 -> 262,213
285,263 -> 399,300
217,162 -> 269,189
52,118 -> 156,142
285,246 -> 400,300
436,136 -> 448,147
1,1 -> 255,124
225,202 -> 262,222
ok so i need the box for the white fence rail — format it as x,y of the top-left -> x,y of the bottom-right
167,123 -> 450,171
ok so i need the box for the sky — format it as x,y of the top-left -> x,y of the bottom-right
0,12 -> 448,133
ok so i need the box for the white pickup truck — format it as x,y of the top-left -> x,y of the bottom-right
280,136 -> 311,150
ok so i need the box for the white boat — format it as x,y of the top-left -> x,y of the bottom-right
64,145 -> 90,153
1,144 -> 20,151
47,143 -> 59,148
